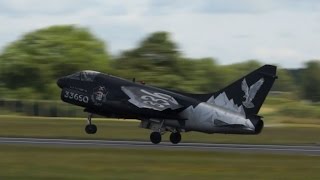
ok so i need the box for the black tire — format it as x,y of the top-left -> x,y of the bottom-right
170,132 -> 181,144
150,132 -> 162,144
85,124 -> 97,134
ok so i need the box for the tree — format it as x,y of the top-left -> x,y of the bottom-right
225,60 -> 262,78
114,32 -> 180,68
220,60 -> 262,87
271,68 -> 297,92
114,31 -> 261,94
302,60 -> 320,102
0,25 -> 110,99
112,31 -> 224,93
112,31 -> 182,86
176,57 -> 222,93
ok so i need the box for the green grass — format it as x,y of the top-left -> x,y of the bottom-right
1,116 -> 320,145
1,116 -> 320,179
0,145 -> 319,180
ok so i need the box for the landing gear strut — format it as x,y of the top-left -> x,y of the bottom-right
85,113 -> 97,134
149,119 -> 164,144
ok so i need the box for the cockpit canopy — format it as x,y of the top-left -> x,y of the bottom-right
66,70 -> 100,82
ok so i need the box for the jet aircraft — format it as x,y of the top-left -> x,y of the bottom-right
57,65 -> 277,144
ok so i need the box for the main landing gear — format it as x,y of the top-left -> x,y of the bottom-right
150,132 -> 162,144
146,119 -> 182,145
150,131 -> 181,144
170,132 -> 181,144
149,131 -> 182,145
85,113 -> 97,134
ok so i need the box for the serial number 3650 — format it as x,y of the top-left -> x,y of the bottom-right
64,91 -> 89,103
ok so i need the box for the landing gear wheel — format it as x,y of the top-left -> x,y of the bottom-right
150,132 -> 162,144
85,113 -> 97,134
170,132 -> 181,144
85,124 -> 97,134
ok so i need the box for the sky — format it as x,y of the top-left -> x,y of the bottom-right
0,0 -> 320,68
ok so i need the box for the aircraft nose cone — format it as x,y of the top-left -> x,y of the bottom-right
57,77 -> 66,88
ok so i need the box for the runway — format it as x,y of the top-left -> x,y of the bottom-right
0,137 -> 320,155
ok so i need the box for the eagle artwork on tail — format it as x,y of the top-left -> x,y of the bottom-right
241,78 -> 265,108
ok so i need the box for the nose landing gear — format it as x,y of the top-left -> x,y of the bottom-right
85,114 -> 97,134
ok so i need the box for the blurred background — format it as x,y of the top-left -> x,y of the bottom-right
0,24 -> 319,120
1,25 -> 320,120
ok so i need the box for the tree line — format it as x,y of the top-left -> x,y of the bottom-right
0,25 -> 319,102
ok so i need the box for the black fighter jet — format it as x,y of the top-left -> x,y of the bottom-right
57,65 -> 277,144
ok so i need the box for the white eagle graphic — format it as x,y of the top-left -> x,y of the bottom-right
241,78 -> 264,108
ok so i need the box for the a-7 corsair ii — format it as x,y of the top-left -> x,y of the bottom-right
57,65 -> 277,144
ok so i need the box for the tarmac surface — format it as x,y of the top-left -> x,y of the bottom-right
0,137 -> 320,155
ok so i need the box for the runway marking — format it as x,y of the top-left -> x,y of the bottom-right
0,137 -> 320,155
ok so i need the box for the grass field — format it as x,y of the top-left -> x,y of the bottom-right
1,116 -> 320,179
1,115 -> 320,145
0,145 -> 319,180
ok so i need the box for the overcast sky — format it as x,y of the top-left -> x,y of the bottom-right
1,0 -> 320,68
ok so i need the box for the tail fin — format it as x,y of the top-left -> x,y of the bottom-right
192,65 -> 277,116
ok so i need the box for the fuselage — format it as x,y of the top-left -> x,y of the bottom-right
57,71 -> 263,135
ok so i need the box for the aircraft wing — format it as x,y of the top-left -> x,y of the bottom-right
121,86 -> 183,111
